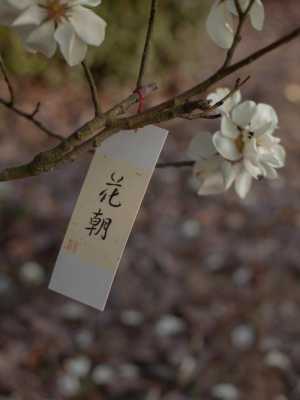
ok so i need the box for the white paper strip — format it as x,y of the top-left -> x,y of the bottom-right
49,126 -> 168,310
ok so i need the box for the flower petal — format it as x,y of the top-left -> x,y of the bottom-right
15,25 -> 37,52
197,173 -> 226,195
213,131 -> 241,161
0,0 -> 29,26
231,100 -> 257,128
69,5 -> 106,46
207,87 -> 242,115
258,132 -> 280,148
193,158 -> 226,195
221,115 -> 240,139
244,159 -> 262,179
206,0 -> 234,49
260,151 -> 284,169
55,21 -> 88,66
13,5 -> 47,27
250,103 -> 278,136
187,132 -> 216,160
250,0 -> 265,31
193,156 -> 220,179
273,144 -> 286,166
222,160 -> 239,189
78,0 -> 102,6
235,168 -> 253,198
26,20 -> 56,57
244,138 -> 258,160
261,164 -> 278,180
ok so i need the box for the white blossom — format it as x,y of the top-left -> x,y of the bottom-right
187,131 -> 230,196
206,0 -> 265,49
187,88 -> 286,199
0,0 -> 107,66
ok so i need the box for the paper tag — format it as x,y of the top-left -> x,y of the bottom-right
49,125 -> 168,310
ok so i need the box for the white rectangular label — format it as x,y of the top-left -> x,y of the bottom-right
49,125 -> 168,311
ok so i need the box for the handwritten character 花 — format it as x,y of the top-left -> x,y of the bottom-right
99,172 -> 124,208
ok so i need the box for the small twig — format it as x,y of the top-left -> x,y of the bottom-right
135,0 -> 158,90
31,102 -> 41,118
180,113 -> 221,120
208,76 -> 250,110
180,76 -> 250,120
0,98 -> 64,141
156,161 -> 195,169
0,56 -> 63,141
234,0 -> 243,16
0,56 -> 14,105
82,61 -> 102,116
222,0 -> 256,68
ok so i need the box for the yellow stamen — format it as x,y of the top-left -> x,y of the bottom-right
235,135 -> 244,153
46,0 -> 67,22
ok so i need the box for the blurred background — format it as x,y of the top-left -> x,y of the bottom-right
1,0 -> 300,399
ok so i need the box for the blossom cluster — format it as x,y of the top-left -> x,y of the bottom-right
187,88 -> 285,198
185,0 -> 286,199
0,0 -> 106,66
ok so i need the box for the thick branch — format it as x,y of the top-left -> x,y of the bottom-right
0,83 -> 158,181
0,25 -> 300,182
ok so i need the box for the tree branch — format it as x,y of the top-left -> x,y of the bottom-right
0,56 -> 14,104
151,25 -> 300,114
0,98 -> 64,141
0,57 -> 63,141
1,25 -> 300,182
135,0 -> 158,90
82,61 -> 102,116
156,161 -> 195,168
222,0 -> 256,68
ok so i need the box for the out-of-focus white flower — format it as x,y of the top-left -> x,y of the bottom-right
187,88 -> 286,199
187,132 -> 230,196
92,364 -> 115,385
206,0 -> 265,49
19,261 -> 46,286
65,356 -> 91,378
0,0 -> 106,66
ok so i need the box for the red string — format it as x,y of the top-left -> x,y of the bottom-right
134,88 -> 145,114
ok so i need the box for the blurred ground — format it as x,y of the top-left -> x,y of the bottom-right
1,1 -> 300,400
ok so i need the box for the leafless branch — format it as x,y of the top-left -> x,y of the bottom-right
82,61 -> 102,116
0,98 -> 64,141
135,0 -> 158,90
0,57 -> 64,141
223,0 -> 256,68
156,161 -> 195,169
0,22 -> 300,182
0,56 -> 14,104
